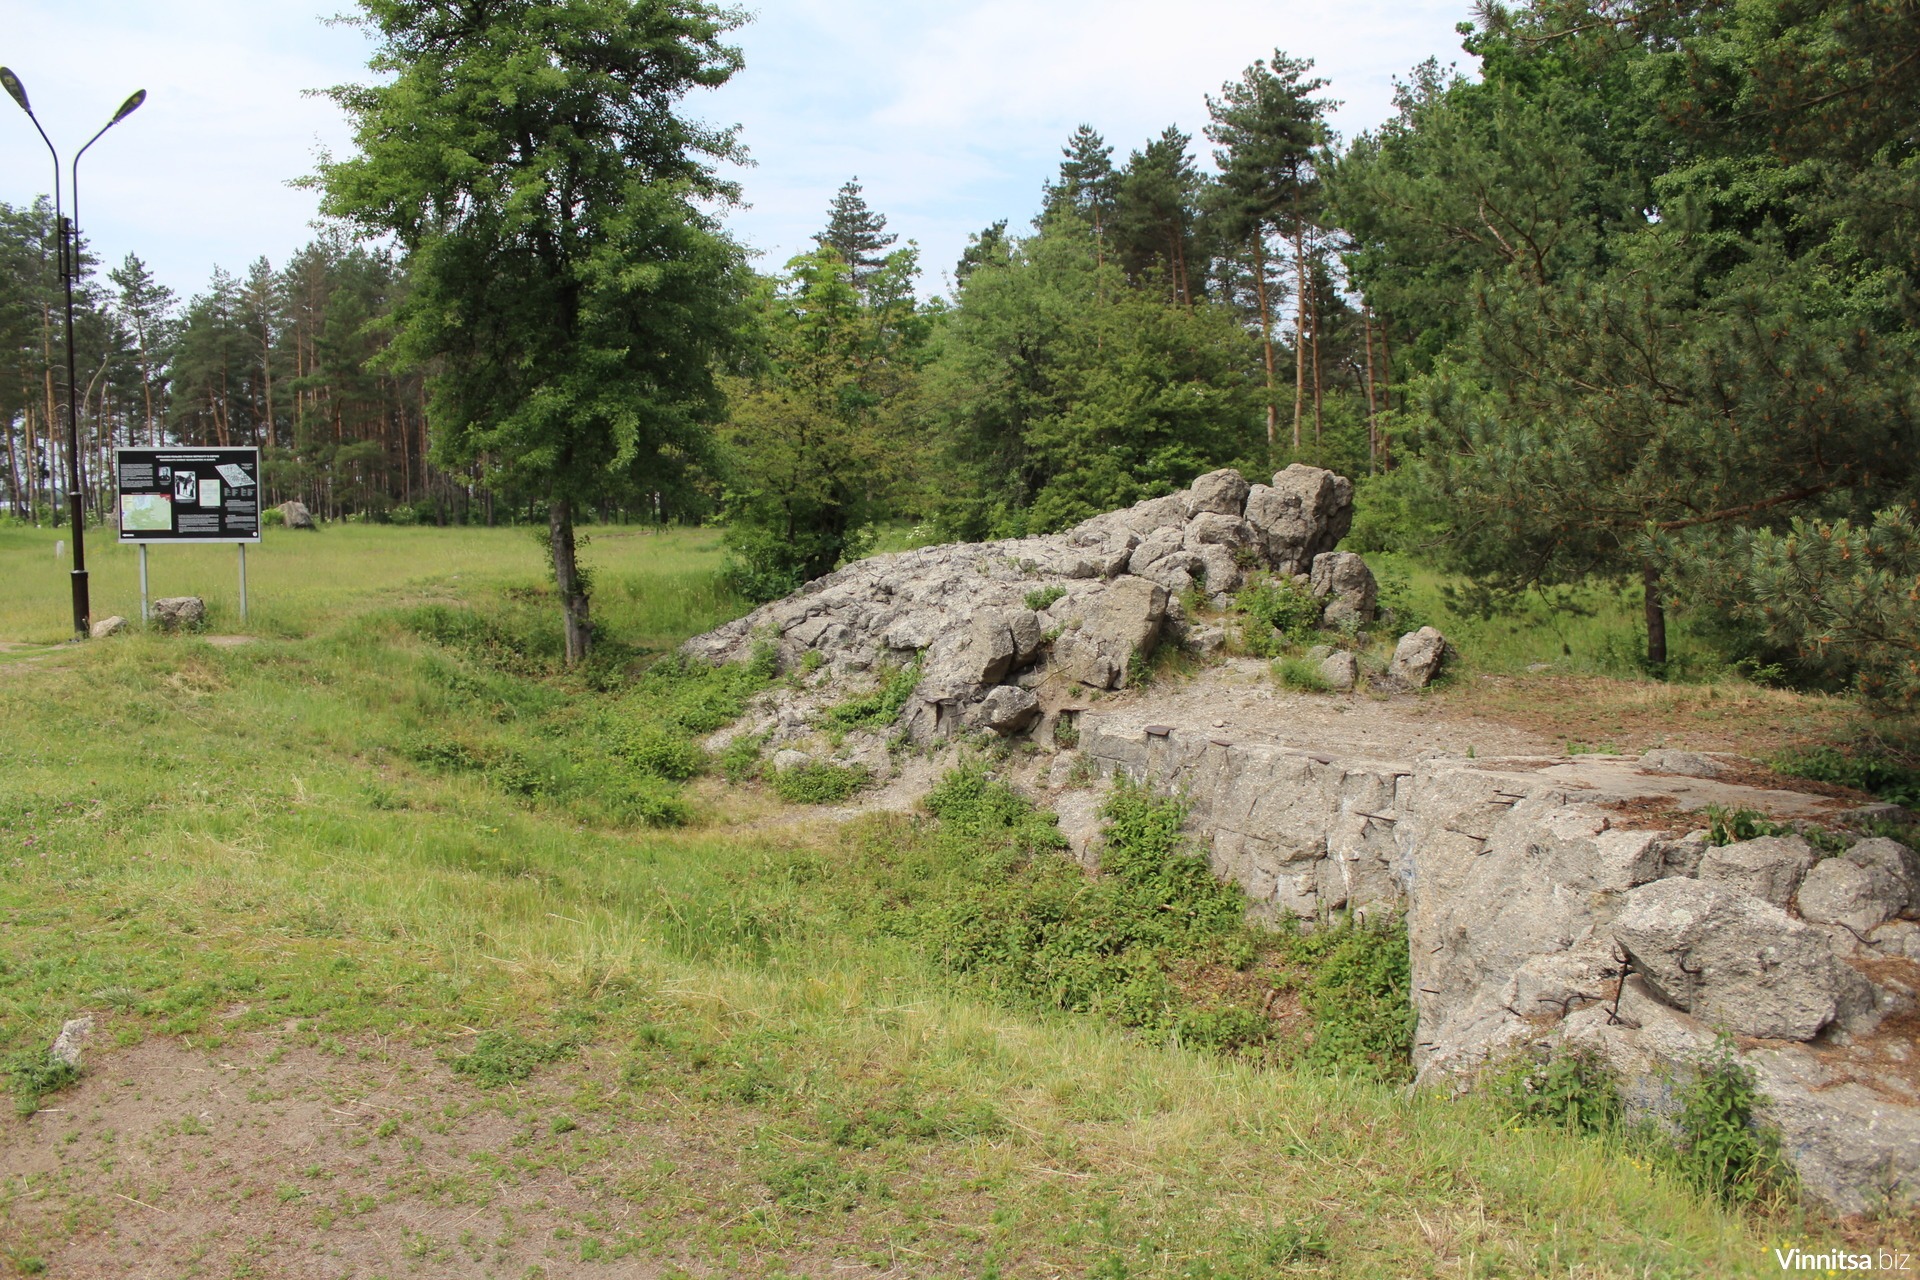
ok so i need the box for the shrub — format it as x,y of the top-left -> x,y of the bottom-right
820,659 -> 922,731
772,762 -> 869,804
1284,911 -> 1415,1081
1235,576 -> 1323,656
1774,744 -> 1920,808
1024,585 -> 1067,612
1702,805 -> 1793,846
721,731 -> 768,783
1667,1044 -> 1794,1208
447,1031 -> 575,1088
614,727 -> 705,781
1275,656 -> 1332,693
5,1050 -> 79,1115
1488,1047 -> 1623,1135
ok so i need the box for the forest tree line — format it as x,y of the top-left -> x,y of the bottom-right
6,0 -> 1916,697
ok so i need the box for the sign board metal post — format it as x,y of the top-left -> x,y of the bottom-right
114,447 -> 263,625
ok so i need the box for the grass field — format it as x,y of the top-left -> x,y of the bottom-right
0,520 -> 1883,1276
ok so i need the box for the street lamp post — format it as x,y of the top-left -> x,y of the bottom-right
1,68 -> 145,640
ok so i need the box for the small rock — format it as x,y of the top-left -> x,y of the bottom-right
1183,468 -> 1251,517
770,749 -> 813,772
1305,644 -> 1333,662
89,615 -> 128,640
1798,857 -> 1904,935
50,1016 -> 93,1070
1637,749 -> 1728,779
1184,626 -> 1226,656
1310,551 -> 1378,629
151,596 -> 207,631
1846,838 -> 1920,916
1318,651 -> 1358,693
277,500 -> 315,530
976,685 -> 1041,736
1046,752 -> 1081,791
1389,627 -> 1448,688
1697,835 -> 1814,909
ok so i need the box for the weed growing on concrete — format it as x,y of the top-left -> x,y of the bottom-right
1234,575 -> 1324,657
1283,911 -> 1416,1081
1488,1047 -> 1624,1135
1666,1043 -> 1795,1208
821,659 -> 923,731
1274,655 -> 1333,693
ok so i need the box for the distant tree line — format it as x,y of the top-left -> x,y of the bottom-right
7,0 -> 1914,695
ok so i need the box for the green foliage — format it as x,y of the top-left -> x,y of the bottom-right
1667,1045 -> 1794,1208
1774,743 -> 1920,809
1488,1048 -> 1623,1136
820,659 -> 922,731
720,731 -> 769,783
316,0 -> 745,657
1023,585 -> 1068,612
771,762 -> 870,805
720,242 -> 928,601
903,769 -> 1270,1051
1235,575 -> 1324,656
4,1050 -> 79,1115
447,1031 -> 576,1088
1274,656 -> 1332,693
1284,911 -> 1415,1081
1702,806 -> 1794,847
613,727 -> 705,782
1722,509 -> 1920,714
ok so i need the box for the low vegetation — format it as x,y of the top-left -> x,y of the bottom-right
0,524 -> 1882,1274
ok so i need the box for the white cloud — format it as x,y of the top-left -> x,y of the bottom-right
2,0 -> 1474,303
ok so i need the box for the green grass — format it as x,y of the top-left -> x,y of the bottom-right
0,524 -> 1840,1275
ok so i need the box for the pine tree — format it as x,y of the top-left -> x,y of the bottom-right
814,178 -> 897,293
107,253 -> 175,446
1206,52 -> 1332,453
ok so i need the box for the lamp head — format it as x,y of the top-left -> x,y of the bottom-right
111,89 -> 146,124
0,67 -> 30,116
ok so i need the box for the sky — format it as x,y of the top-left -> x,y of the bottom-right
0,0 -> 1476,304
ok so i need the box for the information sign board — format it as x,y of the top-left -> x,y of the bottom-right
116,448 -> 262,543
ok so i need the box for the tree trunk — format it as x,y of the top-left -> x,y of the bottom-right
1362,308 -> 1379,472
549,494 -> 591,665
1643,561 -> 1667,670
1253,234 -> 1277,454
1292,223 -> 1307,452
1309,234 -> 1323,445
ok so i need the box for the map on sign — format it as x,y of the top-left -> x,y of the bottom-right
116,447 -> 262,543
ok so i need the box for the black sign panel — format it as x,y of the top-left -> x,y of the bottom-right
116,448 -> 262,543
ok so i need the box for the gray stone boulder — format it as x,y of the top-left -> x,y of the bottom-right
1798,841 -> 1917,934
1613,876 -> 1863,1040
1696,835 -> 1814,908
1637,749 -> 1729,779
975,685 -> 1041,735
1388,627 -> 1447,688
1309,551 -> 1377,630
683,464 -> 1356,743
1183,468 -> 1251,517
277,500 -> 315,530
1243,465 -> 1353,574
1317,650 -> 1358,693
50,1015 -> 93,1069
151,596 -> 206,631
1848,838 -> 1920,916
89,615 -> 127,639
1053,576 -> 1168,691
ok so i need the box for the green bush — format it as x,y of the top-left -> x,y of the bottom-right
1024,585 -> 1067,612
1702,806 -> 1794,847
1285,911 -> 1415,1082
1666,1044 -> 1794,1208
614,726 -> 705,781
1774,744 -> 1920,808
447,1031 -> 576,1088
721,731 -> 769,783
5,1050 -> 79,1115
772,762 -> 870,804
820,659 -> 922,731
1235,576 -> 1324,657
1275,656 -> 1332,693
1488,1047 -> 1623,1135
